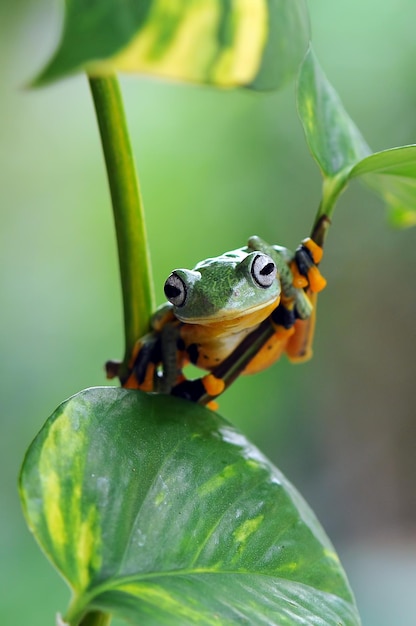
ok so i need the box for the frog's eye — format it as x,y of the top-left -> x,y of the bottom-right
164,272 -> 187,307
251,253 -> 277,288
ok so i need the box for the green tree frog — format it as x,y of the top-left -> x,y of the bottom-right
107,235 -> 326,408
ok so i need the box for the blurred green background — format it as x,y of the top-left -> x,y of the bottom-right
1,0 -> 416,624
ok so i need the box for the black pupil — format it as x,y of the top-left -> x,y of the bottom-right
164,283 -> 181,299
260,262 -> 275,276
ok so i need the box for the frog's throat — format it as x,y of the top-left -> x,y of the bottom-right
175,297 -> 280,329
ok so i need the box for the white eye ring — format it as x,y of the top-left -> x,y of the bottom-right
251,253 -> 277,288
164,272 -> 187,307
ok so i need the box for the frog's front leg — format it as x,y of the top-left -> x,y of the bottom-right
105,327 -> 163,391
157,321 -> 184,393
285,237 -> 326,361
107,303 -> 184,393
248,236 -> 313,320
291,238 -> 326,294
248,235 -> 326,362
121,331 -> 162,391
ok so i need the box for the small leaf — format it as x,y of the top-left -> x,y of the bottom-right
297,47 -> 371,179
297,49 -> 416,228
350,146 -> 416,227
20,388 -> 361,625
350,144 -> 416,178
34,0 -> 309,90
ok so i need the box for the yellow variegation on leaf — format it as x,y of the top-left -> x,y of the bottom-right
34,0 -> 310,90
91,0 -> 267,86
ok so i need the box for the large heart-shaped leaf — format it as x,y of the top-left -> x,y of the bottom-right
297,48 -> 416,227
34,0 -> 309,90
20,387 -> 360,625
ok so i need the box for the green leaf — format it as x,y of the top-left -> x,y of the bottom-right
297,49 -> 416,228
248,0 -> 310,90
34,0 -> 310,90
297,47 -> 371,181
20,388 -> 360,626
350,145 -> 416,178
350,145 -> 416,227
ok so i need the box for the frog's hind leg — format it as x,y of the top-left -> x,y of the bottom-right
172,317 -> 277,405
171,376 -> 221,406
285,292 -> 318,362
243,304 -> 296,375
242,325 -> 294,374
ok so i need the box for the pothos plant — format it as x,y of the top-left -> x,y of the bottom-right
19,2 -> 416,626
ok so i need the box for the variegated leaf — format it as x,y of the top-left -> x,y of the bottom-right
34,0 -> 309,90
20,387 -> 361,625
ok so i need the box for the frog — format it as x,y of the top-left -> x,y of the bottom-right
106,235 -> 326,407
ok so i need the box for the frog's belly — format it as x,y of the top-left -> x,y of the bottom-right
179,324 -> 255,371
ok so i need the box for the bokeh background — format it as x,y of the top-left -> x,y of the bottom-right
1,0 -> 415,623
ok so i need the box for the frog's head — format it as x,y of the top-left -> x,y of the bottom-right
163,247 -> 280,324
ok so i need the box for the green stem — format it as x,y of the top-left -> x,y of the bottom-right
61,605 -> 111,626
311,171 -> 350,246
79,611 -> 112,626
88,75 -> 155,378
63,594 -> 112,626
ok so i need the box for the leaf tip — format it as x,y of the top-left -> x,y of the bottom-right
388,206 -> 416,229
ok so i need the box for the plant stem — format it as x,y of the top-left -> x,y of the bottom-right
79,611 -> 112,626
310,210 -> 331,248
88,75 -> 155,378
61,605 -> 111,626
311,170 -> 350,246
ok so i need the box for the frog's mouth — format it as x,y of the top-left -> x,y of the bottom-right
176,297 -> 280,330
